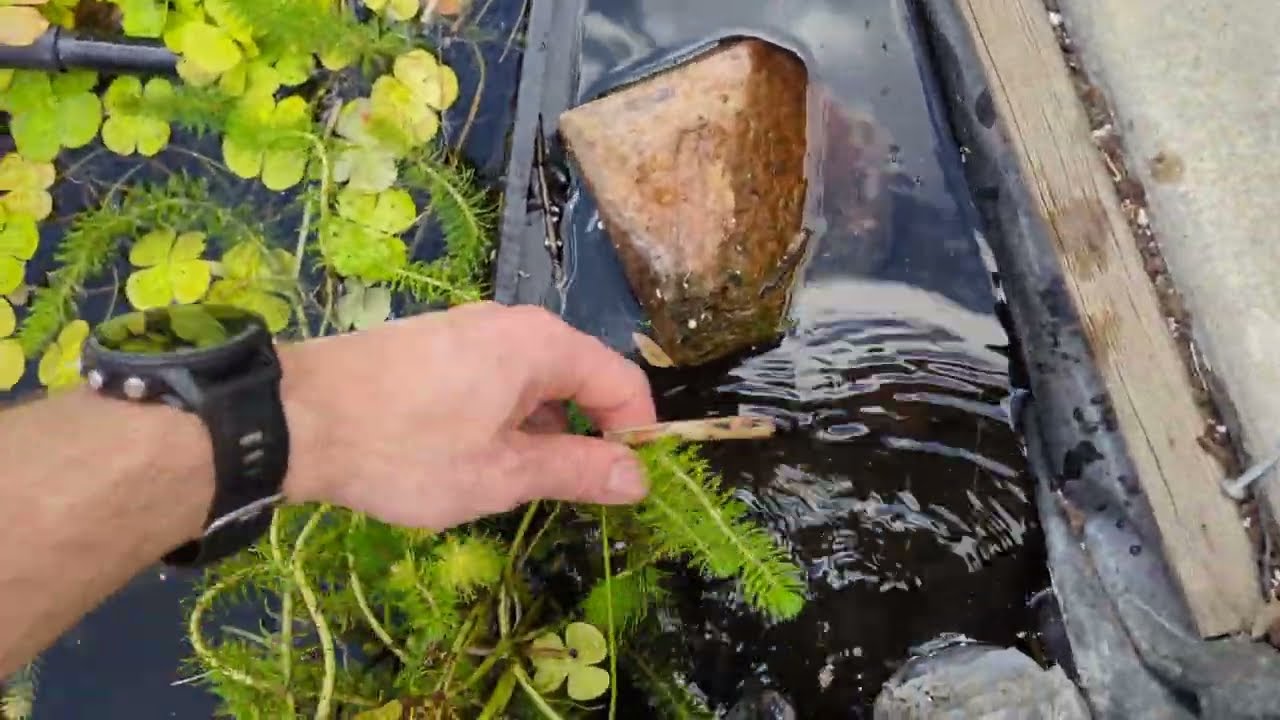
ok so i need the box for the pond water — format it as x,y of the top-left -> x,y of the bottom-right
547,0 -> 1051,715
14,2 -> 529,716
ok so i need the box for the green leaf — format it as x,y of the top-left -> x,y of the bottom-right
3,70 -> 102,161
102,77 -> 173,157
0,338 -> 23,391
37,319 -> 88,390
59,92 -> 105,150
174,22 -> 243,75
335,279 -> 392,331
568,665 -> 611,702
0,154 -> 54,221
334,146 -> 399,193
126,230 -> 211,308
353,701 -> 403,720
169,304 -> 228,347
394,49 -> 460,111
207,281 -> 291,332
0,258 -> 24,296
564,622 -> 607,666
113,0 -> 169,37
528,623 -> 611,701
322,219 -> 408,284
370,75 -> 440,147
338,188 -> 417,235
129,228 -> 175,267
205,241 -> 294,332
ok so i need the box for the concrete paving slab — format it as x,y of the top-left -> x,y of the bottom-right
1052,1 -> 1280,540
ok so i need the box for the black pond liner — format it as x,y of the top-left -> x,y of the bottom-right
494,0 -> 1227,717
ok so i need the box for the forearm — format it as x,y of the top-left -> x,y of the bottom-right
0,386 -> 212,678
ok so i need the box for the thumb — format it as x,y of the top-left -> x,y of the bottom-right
510,433 -> 650,505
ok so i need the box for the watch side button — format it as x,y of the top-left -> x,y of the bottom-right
123,377 -> 147,400
87,369 -> 105,390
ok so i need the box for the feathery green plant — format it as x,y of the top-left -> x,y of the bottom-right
2,0 -> 809,717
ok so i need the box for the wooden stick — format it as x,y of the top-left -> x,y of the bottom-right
603,416 -> 776,446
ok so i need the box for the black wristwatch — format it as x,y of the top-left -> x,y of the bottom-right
80,304 -> 290,567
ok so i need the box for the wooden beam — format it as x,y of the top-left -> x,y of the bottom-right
953,0 -> 1260,636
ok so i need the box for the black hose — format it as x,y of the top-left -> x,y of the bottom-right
0,27 -> 177,75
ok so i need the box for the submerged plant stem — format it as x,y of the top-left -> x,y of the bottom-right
512,665 -> 566,720
292,507 -> 335,720
601,509 -> 618,720
269,512 -> 298,715
348,551 -> 411,665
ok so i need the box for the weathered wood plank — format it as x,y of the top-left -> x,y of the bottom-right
954,0 -> 1260,636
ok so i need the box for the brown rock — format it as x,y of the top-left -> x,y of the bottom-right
559,38 -> 810,366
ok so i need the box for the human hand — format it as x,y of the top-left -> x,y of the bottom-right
278,301 -> 657,531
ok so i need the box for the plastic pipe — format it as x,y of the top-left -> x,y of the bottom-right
0,27 -> 176,75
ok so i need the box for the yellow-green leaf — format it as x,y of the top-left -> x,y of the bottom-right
170,231 -> 205,261
129,228 -> 175,267
174,21 -> 242,75
566,665 -> 610,702
564,622 -> 607,666
170,259 -> 212,304
125,266 -> 172,309
0,338 -> 23,391
352,700 -> 403,720
394,49 -> 460,111
0,258 -> 24,296
37,319 -> 88,390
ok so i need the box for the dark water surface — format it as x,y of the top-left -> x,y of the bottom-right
552,0 -> 1050,716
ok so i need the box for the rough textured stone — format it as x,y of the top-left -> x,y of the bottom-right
559,38 -> 810,367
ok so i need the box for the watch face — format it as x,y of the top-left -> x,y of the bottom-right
93,305 -> 265,355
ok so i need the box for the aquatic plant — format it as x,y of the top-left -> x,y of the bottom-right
0,0 -> 808,717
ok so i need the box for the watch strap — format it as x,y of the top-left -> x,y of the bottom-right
164,353 -> 290,566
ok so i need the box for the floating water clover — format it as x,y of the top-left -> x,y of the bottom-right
394,49 -> 460,113
0,70 -> 102,162
0,209 -> 38,297
113,0 -> 168,37
322,188 -> 416,284
223,93 -> 314,191
125,229 -> 213,310
165,18 -> 244,86
0,154 -> 55,221
0,299 -> 23,391
333,98 -> 401,192
205,241 -> 295,332
352,700 -> 403,720
102,76 -> 174,157
335,278 -> 392,332
0,0 -> 50,48
529,622 -> 612,702
37,319 -> 88,391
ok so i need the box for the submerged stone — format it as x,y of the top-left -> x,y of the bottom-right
559,38 -> 810,366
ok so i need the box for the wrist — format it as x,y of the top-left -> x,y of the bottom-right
276,342 -> 336,506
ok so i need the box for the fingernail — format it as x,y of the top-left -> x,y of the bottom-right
606,457 -> 648,503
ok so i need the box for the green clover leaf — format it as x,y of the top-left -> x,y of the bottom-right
205,241 -> 294,332
338,186 -> 417,235
167,20 -> 244,86
102,76 -> 174,157
335,278 -> 392,332
223,94 -> 313,190
320,189 -> 416,284
0,210 -> 39,295
393,49 -> 460,112
0,298 -> 23,391
37,319 -> 89,391
529,622 -> 611,702
0,153 -> 55,221
369,75 -> 440,148
125,229 -> 212,309
0,70 -> 102,162
334,99 -> 401,192
365,0 -> 419,21
112,0 -> 169,37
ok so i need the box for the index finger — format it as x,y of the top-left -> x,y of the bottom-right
513,309 -> 657,431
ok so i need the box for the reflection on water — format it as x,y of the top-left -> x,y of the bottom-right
648,280 -> 1044,715
562,0 -> 1049,715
